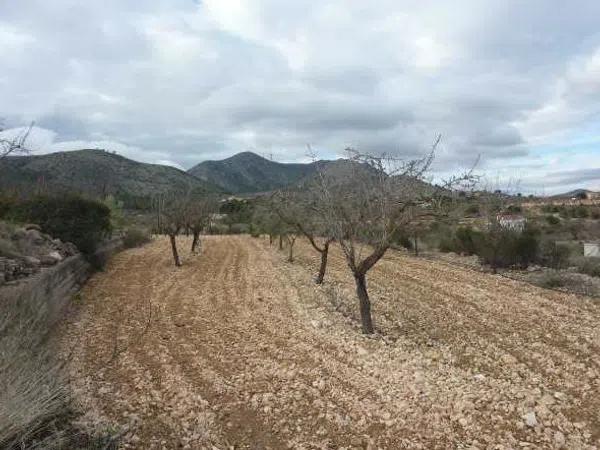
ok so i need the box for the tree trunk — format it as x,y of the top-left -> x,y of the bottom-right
169,234 -> 181,267
288,240 -> 294,262
269,234 -> 273,246
191,231 -> 200,253
279,234 -> 283,250
354,272 -> 374,334
315,243 -> 329,284
414,235 -> 419,256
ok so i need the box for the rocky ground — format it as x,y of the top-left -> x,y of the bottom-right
60,235 -> 600,449
0,222 -> 78,285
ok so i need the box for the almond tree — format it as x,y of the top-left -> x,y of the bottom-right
310,138 -> 476,333
187,195 -> 217,253
271,190 -> 334,284
159,192 -> 188,267
0,121 -> 34,159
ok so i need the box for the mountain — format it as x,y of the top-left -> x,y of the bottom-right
188,152 -> 318,194
551,189 -> 599,199
0,149 -> 220,205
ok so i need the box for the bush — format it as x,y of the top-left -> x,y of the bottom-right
0,237 -> 20,259
572,257 -> 600,278
123,227 -> 152,248
538,272 -> 566,288
545,215 -> 560,225
539,241 -> 571,269
391,229 -> 413,250
454,226 -> 481,255
229,223 -> 250,234
541,204 -> 557,214
9,195 -> 112,254
475,225 -> 540,270
465,204 -> 479,216
572,205 -> 589,218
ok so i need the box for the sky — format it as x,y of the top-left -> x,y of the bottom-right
0,0 -> 599,194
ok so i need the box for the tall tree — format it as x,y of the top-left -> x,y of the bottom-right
310,138 -> 476,333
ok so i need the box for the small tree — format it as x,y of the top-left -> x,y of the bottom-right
187,195 -> 217,253
159,193 -> 188,267
310,139 -> 476,333
0,121 -> 34,159
271,190 -> 335,283
285,232 -> 297,262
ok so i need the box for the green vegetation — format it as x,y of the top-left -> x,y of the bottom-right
538,272 -> 566,288
571,257 -> 600,278
439,225 -> 540,270
2,195 -> 112,254
122,227 -> 152,249
545,215 -> 560,225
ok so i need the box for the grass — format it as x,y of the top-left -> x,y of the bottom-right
0,265 -> 119,449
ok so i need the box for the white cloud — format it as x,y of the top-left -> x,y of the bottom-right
0,0 -> 598,192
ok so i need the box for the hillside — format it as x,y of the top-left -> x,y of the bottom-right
551,189 -> 599,199
0,149 -> 220,204
188,151 -> 317,193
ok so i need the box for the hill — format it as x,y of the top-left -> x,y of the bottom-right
0,149 -> 220,206
188,152 -> 318,193
551,189 -> 599,199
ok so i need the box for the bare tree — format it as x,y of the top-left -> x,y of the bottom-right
309,138 -> 477,333
159,193 -> 189,267
271,190 -> 335,283
285,232 -> 297,262
252,200 -> 286,246
0,121 -> 34,159
186,195 -> 218,253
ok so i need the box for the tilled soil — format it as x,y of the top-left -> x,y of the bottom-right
61,235 -> 600,449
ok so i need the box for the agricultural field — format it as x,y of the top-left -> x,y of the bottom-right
60,235 -> 600,449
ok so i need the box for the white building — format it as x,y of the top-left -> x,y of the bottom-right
584,242 -> 600,258
497,214 -> 526,232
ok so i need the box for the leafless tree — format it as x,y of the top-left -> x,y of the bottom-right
285,232 -> 297,262
252,200 -> 286,246
0,121 -> 34,159
271,190 -> 335,283
186,195 -> 218,253
309,138 -> 477,333
158,192 -> 189,267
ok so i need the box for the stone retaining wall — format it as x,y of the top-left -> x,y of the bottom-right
0,238 -> 123,325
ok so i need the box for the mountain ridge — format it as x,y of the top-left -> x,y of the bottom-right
0,149 -> 221,206
188,151 -> 319,193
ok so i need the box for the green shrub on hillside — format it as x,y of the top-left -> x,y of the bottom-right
123,227 -> 152,248
9,195 -> 111,254
572,257 -> 600,278
439,224 -> 540,270
539,241 -> 571,269
538,272 -> 566,288
545,215 -> 560,225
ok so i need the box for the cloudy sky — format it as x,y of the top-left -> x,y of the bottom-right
1,0 -> 599,194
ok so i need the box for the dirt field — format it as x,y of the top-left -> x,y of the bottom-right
60,235 -> 600,449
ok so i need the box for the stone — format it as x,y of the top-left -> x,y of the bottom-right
523,411 -> 538,428
554,431 -> 565,447
22,256 -> 41,267
25,229 -> 45,245
47,251 -> 63,262
40,255 -> 59,266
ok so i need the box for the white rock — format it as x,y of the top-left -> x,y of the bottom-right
523,411 -> 538,428
554,431 -> 566,447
